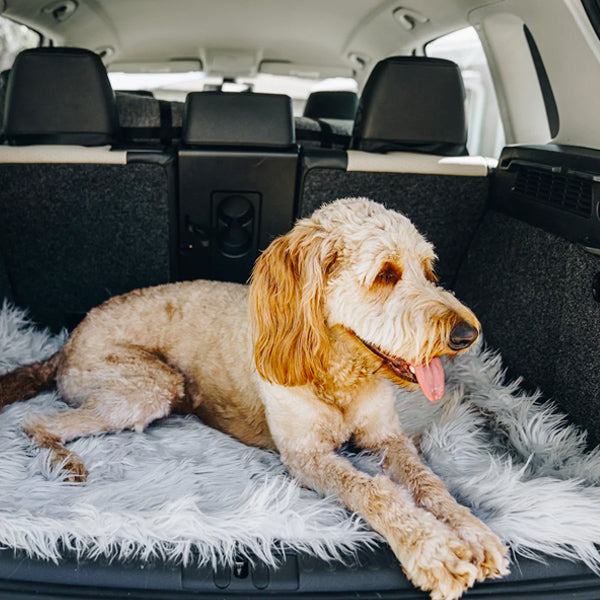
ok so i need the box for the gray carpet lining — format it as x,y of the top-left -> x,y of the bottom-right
454,210 -> 600,445
0,163 -> 172,331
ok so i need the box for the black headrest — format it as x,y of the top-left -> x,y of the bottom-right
182,92 -> 295,148
303,91 -> 358,120
4,47 -> 118,146
352,56 -> 467,156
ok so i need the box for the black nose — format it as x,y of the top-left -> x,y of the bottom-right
449,321 -> 479,351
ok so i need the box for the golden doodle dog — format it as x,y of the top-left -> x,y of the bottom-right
0,197 -> 508,599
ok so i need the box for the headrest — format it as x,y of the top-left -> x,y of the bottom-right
352,57 -> 467,156
4,47 -> 118,146
182,92 -> 295,148
303,91 -> 358,120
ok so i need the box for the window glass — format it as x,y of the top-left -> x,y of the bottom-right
0,16 -> 40,72
426,27 -> 505,157
108,71 -> 358,116
582,0 -> 600,41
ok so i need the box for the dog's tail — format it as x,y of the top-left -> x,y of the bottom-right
0,352 -> 61,409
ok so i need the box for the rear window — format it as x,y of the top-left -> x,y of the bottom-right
0,16 -> 40,71
107,71 -> 358,116
426,27 -> 505,157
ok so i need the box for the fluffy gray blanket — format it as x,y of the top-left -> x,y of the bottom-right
1,302 -> 600,572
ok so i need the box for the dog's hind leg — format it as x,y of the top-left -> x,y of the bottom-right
24,347 -> 188,482
24,408 -> 112,481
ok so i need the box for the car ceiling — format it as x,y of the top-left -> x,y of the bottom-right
2,0 -> 498,81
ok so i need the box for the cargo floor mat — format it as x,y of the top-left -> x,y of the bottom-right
1,302 -> 600,575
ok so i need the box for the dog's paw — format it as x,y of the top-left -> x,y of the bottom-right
63,455 -> 89,483
449,508 -> 510,582
388,522 -> 479,600
51,450 -> 89,483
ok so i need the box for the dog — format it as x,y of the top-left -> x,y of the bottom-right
0,197 -> 508,599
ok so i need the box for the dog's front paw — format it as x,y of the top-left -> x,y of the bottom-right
449,508 -> 510,582
388,521 -> 479,600
50,449 -> 89,482
62,453 -> 89,483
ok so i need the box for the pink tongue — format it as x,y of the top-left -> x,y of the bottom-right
411,357 -> 445,402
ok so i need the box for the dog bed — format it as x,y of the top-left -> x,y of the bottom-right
1,302 -> 600,572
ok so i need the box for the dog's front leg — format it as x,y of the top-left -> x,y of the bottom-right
261,385 -> 478,600
351,388 -> 509,583
282,443 -> 484,600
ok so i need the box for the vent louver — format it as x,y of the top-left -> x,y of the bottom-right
513,165 -> 593,217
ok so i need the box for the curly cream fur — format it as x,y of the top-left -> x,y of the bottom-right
3,198 -> 508,599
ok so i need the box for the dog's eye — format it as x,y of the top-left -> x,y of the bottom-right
375,263 -> 402,286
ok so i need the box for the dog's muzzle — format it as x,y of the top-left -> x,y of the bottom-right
448,320 -> 479,351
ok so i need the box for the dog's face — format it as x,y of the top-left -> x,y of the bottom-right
250,197 -> 480,401
319,199 -> 480,401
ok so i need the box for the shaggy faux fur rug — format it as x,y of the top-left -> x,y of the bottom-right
1,302 -> 600,572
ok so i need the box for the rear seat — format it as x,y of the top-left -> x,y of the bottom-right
115,91 -> 184,148
0,47 -> 175,331
177,91 -> 298,284
454,144 -> 600,445
299,56 -> 495,287
302,61 -> 600,447
295,90 -> 356,150
295,115 -> 353,149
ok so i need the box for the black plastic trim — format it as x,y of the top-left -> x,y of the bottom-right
301,148 -> 348,172
523,25 -> 559,138
0,546 -> 598,599
177,148 -> 298,283
126,151 -> 175,166
492,144 -> 600,249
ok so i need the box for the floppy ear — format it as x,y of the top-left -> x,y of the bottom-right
249,224 -> 335,387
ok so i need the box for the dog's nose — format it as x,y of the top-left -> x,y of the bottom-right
449,321 -> 479,351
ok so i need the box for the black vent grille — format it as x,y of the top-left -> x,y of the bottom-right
513,166 -> 593,217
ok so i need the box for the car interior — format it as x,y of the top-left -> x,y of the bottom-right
1,0 -> 600,598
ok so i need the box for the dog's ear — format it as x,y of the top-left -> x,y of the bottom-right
250,224 -> 336,387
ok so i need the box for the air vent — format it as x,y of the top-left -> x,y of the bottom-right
513,165 -> 593,217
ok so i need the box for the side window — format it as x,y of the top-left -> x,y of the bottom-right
426,27 -> 505,158
0,16 -> 40,72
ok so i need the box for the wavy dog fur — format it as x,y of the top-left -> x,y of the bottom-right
0,198 -> 508,600
251,222 -> 337,387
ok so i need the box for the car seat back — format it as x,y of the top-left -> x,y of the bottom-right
0,48 -> 175,330
177,91 -> 298,283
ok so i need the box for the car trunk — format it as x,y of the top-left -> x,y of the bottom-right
1,143 -> 600,599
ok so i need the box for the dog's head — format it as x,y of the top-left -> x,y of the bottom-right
250,197 -> 480,401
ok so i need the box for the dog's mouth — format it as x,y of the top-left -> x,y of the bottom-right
357,337 -> 445,402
